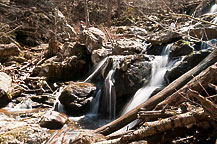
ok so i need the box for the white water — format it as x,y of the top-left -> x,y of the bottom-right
90,89 -> 101,114
84,58 -> 107,82
210,4 -> 217,13
122,44 -> 173,115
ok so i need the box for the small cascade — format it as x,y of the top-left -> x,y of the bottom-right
84,58 -> 107,82
121,44 -> 173,115
101,56 -> 125,119
210,4 -> 217,13
52,86 -> 65,113
90,89 -> 101,114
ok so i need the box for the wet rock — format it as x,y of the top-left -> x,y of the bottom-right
80,27 -> 106,53
59,82 -> 96,116
113,38 -> 145,55
116,55 -> 153,99
0,72 -> 12,107
30,94 -> 55,106
40,111 -> 68,129
128,26 -> 148,36
166,49 -> 212,82
169,40 -> 194,58
146,30 -> 181,45
0,43 -> 20,57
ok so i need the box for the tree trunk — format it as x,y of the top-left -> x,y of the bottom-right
107,0 -> 112,26
95,49 -> 217,136
96,108 -> 207,144
84,0 -> 90,27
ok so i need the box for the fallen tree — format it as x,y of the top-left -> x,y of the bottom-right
96,108 -> 207,144
156,62 -> 217,108
95,49 -> 217,135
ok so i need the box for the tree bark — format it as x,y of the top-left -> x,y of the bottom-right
190,89 -> 217,120
95,49 -> 217,136
107,0 -> 112,26
84,0 -> 90,27
96,108 -> 207,144
156,62 -> 217,108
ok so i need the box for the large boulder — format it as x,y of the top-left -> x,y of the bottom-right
0,43 -> 20,57
166,49 -> 212,82
80,27 -> 106,53
100,55 -> 153,114
169,40 -> 194,58
59,82 -> 97,116
0,72 -> 12,107
146,30 -> 181,45
113,38 -> 145,55
91,47 -> 111,65
34,56 -> 89,81
40,111 -> 68,129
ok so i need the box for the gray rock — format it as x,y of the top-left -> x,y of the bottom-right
80,27 -> 106,53
34,55 -> 89,81
113,38 -> 145,55
169,40 -> 194,58
59,82 -> 96,115
166,49 -> 212,82
91,48 -> 111,65
146,30 -> 181,45
40,111 -> 68,129
0,72 -> 12,106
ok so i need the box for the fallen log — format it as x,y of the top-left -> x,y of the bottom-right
95,49 -> 217,135
156,62 -> 217,108
0,43 -> 20,57
96,108 -> 207,144
190,89 -> 217,120
137,110 -> 174,121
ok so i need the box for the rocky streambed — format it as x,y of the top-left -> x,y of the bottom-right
0,0 -> 217,143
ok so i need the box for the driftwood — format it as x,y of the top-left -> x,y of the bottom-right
156,62 -> 217,108
0,43 -> 20,57
95,49 -> 217,136
96,108 -> 207,144
190,89 -> 217,120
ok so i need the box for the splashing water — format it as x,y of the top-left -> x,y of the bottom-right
121,44 -> 173,115
210,4 -> 217,13
90,89 -> 101,114
84,58 -> 107,82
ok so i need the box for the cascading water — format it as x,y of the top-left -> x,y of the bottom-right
210,3 -> 217,13
84,58 -> 107,82
90,89 -> 101,114
121,44 -> 173,115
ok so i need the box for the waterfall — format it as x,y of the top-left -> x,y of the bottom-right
121,44 -> 173,115
84,58 -> 107,82
210,4 -> 217,13
90,89 -> 101,114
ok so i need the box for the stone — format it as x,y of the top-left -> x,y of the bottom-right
0,72 -> 12,107
34,55 -> 89,81
113,38 -> 145,55
80,27 -> 106,53
166,49 -> 212,83
59,82 -> 96,116
40,111 -> 68,129
0,43 -> 20,57
169,40 -> 194,58
146,30 -> 181,45
91,48 -> 111,65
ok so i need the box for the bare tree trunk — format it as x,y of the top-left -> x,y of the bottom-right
107,0 -> 112,26
117,0 -> 121,17
96,108 -> 207,144
84,0 -> 90,27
